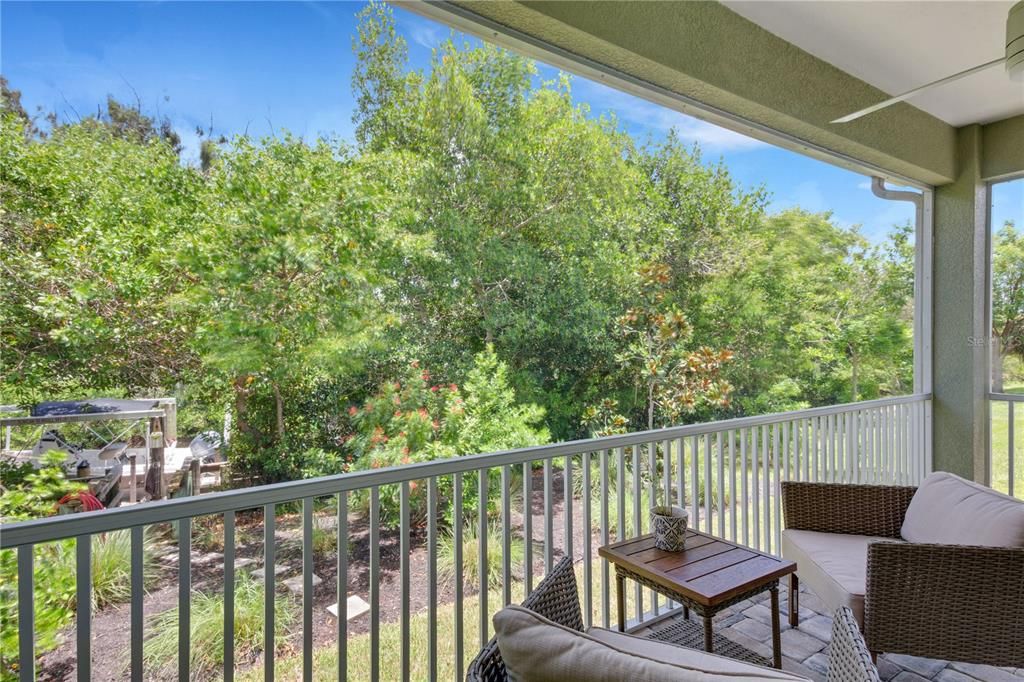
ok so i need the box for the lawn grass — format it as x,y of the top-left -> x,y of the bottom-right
990,382 -> 1024,497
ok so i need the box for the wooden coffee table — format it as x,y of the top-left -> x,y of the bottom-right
598,530 -> 796,668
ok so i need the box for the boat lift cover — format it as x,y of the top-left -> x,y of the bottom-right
30,398 -> 160,417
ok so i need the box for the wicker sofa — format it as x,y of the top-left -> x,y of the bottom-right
468,556 -> 880,681
781,472 -> 1024,667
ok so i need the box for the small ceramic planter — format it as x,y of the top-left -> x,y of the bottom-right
651,505 -> 689,552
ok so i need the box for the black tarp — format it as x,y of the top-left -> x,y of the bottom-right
30,398 -> 159,417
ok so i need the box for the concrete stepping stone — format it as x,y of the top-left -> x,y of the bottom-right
283,573 -> 323,595
327,595 -> 370,621
194,552 -> 222,566
252,565 -> 290,581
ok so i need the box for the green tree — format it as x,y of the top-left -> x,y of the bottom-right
0,110 -> 201,405
346,346 -> 548,521
992,221 -> 1024,391
179,135 -> 405,453
615,262 -> 733,429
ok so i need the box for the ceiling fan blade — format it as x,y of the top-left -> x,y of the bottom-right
832,57 -> 1006,123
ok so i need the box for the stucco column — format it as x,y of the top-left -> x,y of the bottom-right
931,125 -> 989,481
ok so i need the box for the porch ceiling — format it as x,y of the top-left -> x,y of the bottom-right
410,1 -> 1024,186
724,1 -> 1024,128
426,0 -> 958,186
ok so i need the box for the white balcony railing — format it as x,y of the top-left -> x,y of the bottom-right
1,393 -> 932,681
990,392 -> 1022,498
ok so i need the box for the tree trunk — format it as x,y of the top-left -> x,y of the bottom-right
232,376 -> 256,437
647,382 -> 655,431
272,382 -> 285,442
850,349 -> 859,402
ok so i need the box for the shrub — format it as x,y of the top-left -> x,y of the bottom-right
142,575 -> 295,676
0,451 -> 83,675
347,346 -> 549,525
86,529 -> 156,609
438,522 -> 525,590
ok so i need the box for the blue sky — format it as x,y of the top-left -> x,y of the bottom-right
2,1 -> 1020,239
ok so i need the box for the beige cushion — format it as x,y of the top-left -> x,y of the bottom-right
781,529 -> 896,625
493,604 -> 807,681
900,471 -> 1024,547
586,627 -> 800,679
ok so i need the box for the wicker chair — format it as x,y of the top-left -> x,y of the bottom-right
467,556 -> 879,681
781,481 -> 1024,667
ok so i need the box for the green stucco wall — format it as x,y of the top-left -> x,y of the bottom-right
981,114 -> 1024,181
932,126 -> 989,480
452,0 -> 958,185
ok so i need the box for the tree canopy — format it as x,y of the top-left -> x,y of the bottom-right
0,0 -> 926,484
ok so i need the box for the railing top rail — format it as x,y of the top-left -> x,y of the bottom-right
990,392 -> 1024,403
0,393 -> 931,549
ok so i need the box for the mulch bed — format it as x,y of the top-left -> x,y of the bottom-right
37,469 -> 591,681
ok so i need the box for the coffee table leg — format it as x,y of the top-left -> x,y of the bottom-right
770,585 -> 782,669
616,573 -> 625,632
703,614 -> 714,653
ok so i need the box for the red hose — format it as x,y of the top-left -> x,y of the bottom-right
56,491 -> 105,512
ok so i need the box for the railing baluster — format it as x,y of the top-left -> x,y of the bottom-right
564,454 -> 573,566
263,505 -> 275,682
811,417 -> 819,482
647,442 -> 659,616
224,512 -> 235,682
478,470 -> 488,649
632,444 -> 643,622
703,436 -> 713,541
762,424 -> 771,553
543,458 -> 553,575
501,465 -> 512,607
337,491 -> 348,682
897,404 -> 904,483
400,483 -> 411,682
369,487 -> 380,682
782,421 -> 790,487
522,462 -> 532,593
76,534 -> 91,682
662,439 -> 672,506
716,432 -> 725,539
729,430 -> 737,543
751,427 -> 760,551
1009,401 -> 1015,497
453,474 -> 464,681
617,447 -> 625,543
179,517 -> 191,682
303,498 -> 314,682
773,422 -> 781,554
676,437 -> 685,510
131,526 -> 144,682
886,405 -> 894,483
600,448 -> 611,629
690,436 -> 699,533
582,452 -> 592,628
740,428 -> 748,547
427,479 -> 438,682
803,418 -> 811,482
17,545 -> 33,682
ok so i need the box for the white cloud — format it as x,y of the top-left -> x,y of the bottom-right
857,180 -> 872,191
